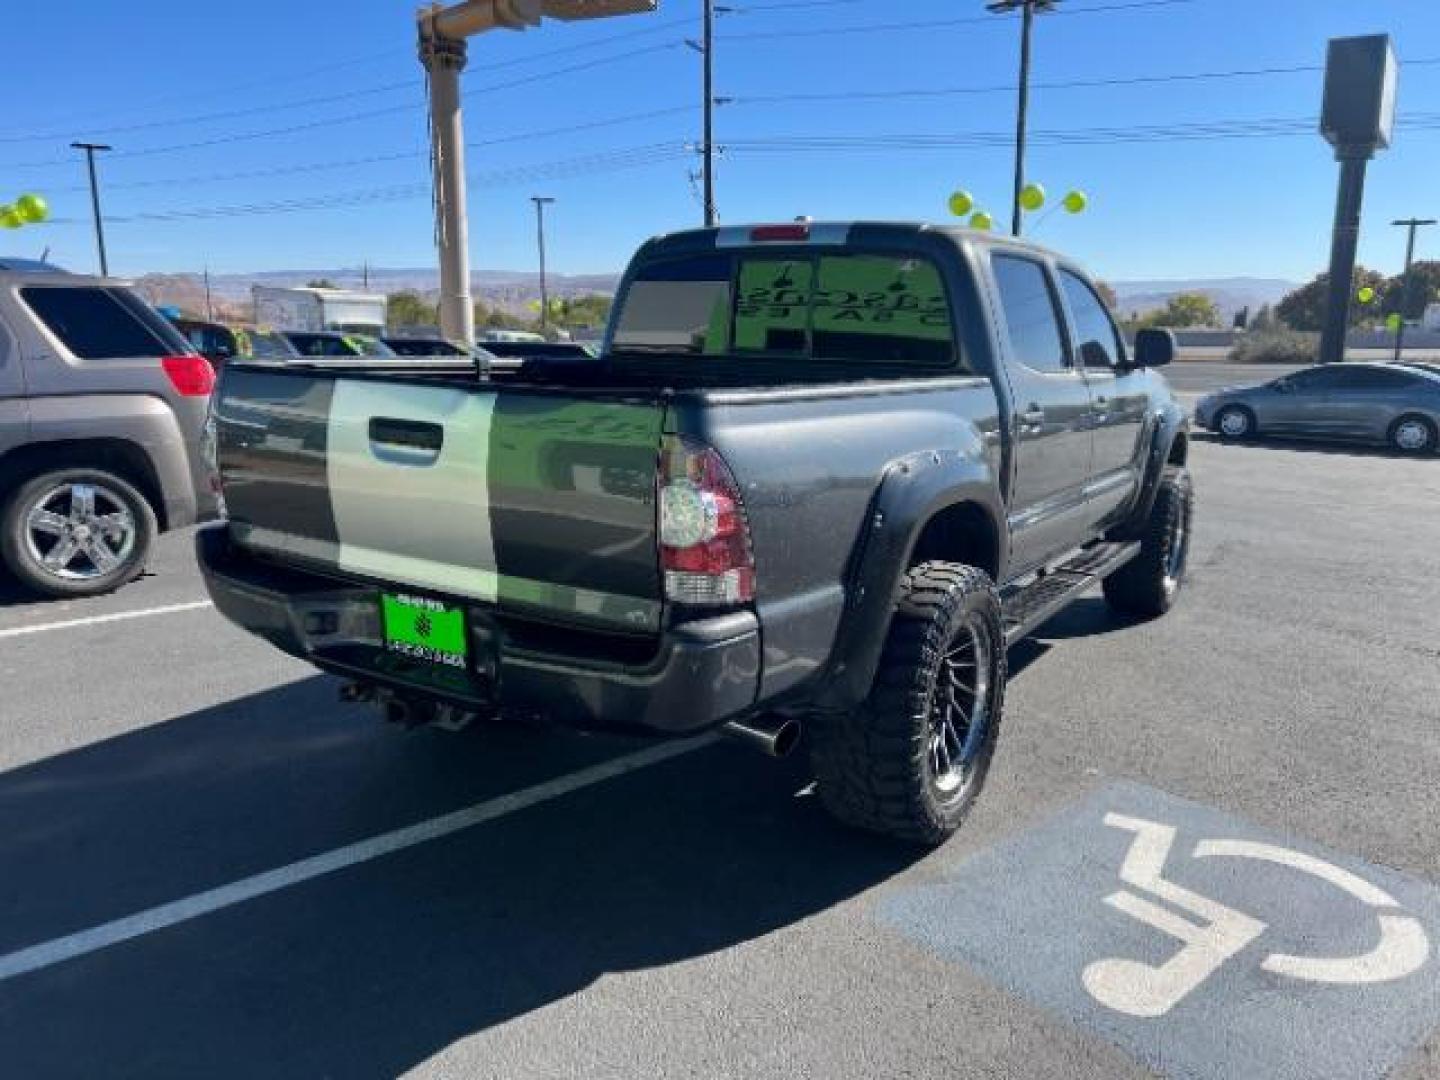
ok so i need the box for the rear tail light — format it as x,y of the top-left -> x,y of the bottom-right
161,355 -> 216,397
658,436 -> 755,606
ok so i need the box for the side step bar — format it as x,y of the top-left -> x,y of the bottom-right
1000,540 -> 1141,646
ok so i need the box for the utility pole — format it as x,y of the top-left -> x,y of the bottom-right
987,0 -> 1057,237
70,142 -> 113,276
702,0 -> 717,227
1391,218 -> 1435,362
417,1 -> 658,347
363,260 -> 371,290
531,196 -> 555,334
203,265 -> 214,321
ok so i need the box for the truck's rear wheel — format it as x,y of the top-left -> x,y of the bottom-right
0,469 -> 156,598
809,561 -> 1006,846
1102,466 -> 1193,618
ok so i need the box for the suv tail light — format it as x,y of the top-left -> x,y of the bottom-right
658,436 -> 755,606
161,355 -> 216,397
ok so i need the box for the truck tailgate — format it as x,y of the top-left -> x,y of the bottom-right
215,367 -> 665,633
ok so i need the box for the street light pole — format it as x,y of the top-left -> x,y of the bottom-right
987,0 -> 1057,237
70,142 -> 113,276
532,196 -> 555,334
1391,217 -> 1435,363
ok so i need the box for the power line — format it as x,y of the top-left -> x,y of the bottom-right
720,0 -> 1200,40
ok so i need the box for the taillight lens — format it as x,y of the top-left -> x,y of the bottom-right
659,436 -> 755,606
161,355 -> 216,397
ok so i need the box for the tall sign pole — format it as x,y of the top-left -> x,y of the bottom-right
987,0 -> 1057,238
418,1 -> 658,346
70,142 -> 113,276
1317,35 -> 1397,366
1391,217 -> 1435,362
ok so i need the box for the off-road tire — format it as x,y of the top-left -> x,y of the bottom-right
1103,466 -> 1193,618
809,561 -> 1006,846
0,468 -> 156,598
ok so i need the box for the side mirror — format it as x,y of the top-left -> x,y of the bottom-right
1132,327 -> 1175,369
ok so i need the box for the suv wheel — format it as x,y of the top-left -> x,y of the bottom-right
1103,466 -> 1193,617
1,469 -> 156,598
1389,414 -> 1436,455
809,561 -> 1006,846
1214,405 -> 1254,439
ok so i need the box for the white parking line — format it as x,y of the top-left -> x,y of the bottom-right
0,601 -> 214,640
0,734 -> 716,984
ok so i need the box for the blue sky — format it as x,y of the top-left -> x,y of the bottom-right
2,0 -> 1435,283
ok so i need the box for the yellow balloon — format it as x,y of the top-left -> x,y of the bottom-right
1386,313 -> 1403,332
948,190 -> 975,217
0,208 -> 22,230
15,194 -> 47,223
1063,190 -> 1089,214
969,211 -> 994,232
1357,286 -> 1376,305
1019,183 -> 1046,212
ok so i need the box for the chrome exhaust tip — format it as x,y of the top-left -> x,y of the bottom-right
722,715 -> 803,759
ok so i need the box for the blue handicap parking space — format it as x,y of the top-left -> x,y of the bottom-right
880,782 -> 1440,1080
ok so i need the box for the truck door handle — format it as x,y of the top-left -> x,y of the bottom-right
1021,406 -> 1046,426
368,417 -> 444,465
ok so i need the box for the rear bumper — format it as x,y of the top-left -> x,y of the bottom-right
196,525 -> 760,734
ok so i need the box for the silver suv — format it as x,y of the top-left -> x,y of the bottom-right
0,259 -> 218,597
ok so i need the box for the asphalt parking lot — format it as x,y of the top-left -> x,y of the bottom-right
1,384 -> 1437,1078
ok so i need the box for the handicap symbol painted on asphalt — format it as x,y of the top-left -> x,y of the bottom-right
1083,812 -> 1431,1018
878,782 -> 1440,1080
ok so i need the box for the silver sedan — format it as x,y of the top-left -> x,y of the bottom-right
1194,363 -> 1440,454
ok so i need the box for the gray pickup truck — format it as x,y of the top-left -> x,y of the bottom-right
198,222 -> 1191,844
0,260 -> 217,597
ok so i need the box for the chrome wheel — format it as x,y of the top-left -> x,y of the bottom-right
22,482 -> 137,582
1217,407 -> 1251,438
1393,418 -> 1433,453
928,614 -> 994,797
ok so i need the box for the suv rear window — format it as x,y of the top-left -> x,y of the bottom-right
21,286 -> 193,360
612,250 -> 964,369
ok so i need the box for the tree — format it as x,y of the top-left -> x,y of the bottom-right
306,278 -> 338,289
1094,281 -> 1119,310
1142,292 -> 1220,329
387,290 -> 437,329
1383,260 -> 1440,321
1275,267 -> 1386,331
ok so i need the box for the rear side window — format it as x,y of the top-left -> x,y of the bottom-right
1059,269 -> 1125,371
21,286 -> 191,359
992,256 -> 1069,374
612,250 -> 964,370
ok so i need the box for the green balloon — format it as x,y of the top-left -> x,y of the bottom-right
1386,312 -> 1403,332
948,190 -> 975,217
15,193 -> 47,223
1063,190 -> 1089,214
0,208 -> 22,230
1357,286 -> 1376,305
969,210 -> 994,232
1019,183 -> 1046,212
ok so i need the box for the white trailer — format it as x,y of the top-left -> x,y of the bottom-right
252,286 -> 387,334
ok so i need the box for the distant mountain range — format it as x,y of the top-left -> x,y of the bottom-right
130,266 -> 1299,325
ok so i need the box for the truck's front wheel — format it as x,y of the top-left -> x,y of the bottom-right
810,561 -> 1006,846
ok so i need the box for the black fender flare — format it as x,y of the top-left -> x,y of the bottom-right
1110,400 -> 1189,542
813,448 -> 1005,711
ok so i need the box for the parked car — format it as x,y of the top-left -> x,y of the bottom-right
1393,360 -> 1440,379
0,262 -> 217,597
198,221 -> 1191,845
1195,362 -> 1440,453
240,329 -> 301,361
281,330 -> 397,358
171,317 -> 241,368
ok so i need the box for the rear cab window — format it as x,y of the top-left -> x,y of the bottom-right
611,248 -> 969,373
21,286 -> 193,359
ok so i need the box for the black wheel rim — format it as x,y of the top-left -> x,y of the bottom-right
927,613 -> 993,797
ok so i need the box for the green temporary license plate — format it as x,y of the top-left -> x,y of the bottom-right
380,593 -> 468,669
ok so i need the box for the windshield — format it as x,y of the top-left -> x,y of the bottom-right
611,250 -> 963,368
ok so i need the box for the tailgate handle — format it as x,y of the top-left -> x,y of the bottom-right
368,417 -> 444,465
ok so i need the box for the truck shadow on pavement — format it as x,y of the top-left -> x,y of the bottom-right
0,675 -> 917,1079
1192,430 -> 1431,461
